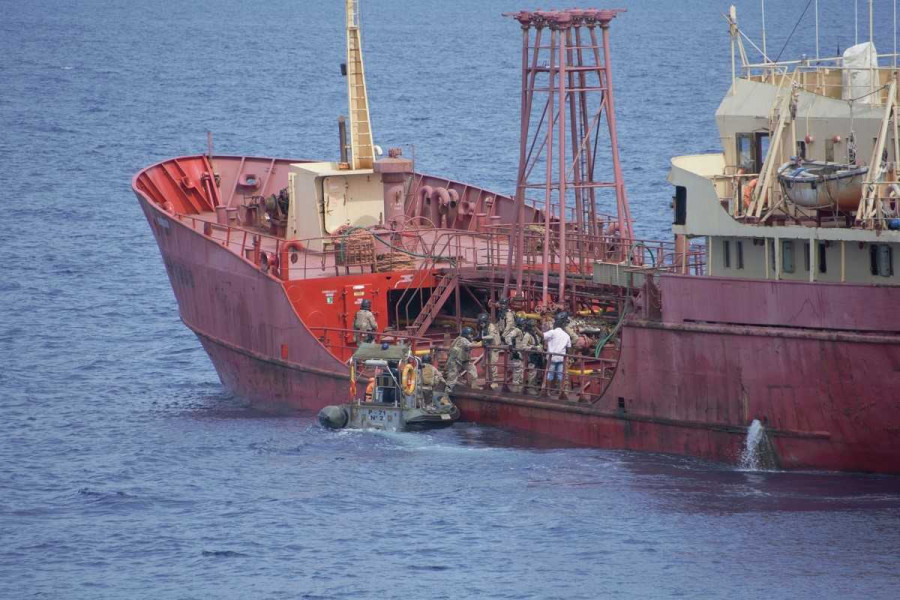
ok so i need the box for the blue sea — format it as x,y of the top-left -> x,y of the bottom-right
2,1 -> 900,598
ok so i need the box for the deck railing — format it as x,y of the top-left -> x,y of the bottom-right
174,212 -> 706,282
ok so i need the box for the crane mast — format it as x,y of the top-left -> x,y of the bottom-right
345,0 -> 375,170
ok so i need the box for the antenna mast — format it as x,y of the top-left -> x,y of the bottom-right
345,0 -> 375,169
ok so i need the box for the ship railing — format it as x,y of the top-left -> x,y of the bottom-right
419,343 -> 620,405
741,55 -> 900,105
176,212 -> 705,282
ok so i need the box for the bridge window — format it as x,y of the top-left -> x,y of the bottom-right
819,242 -> 828,273
723,240 -> 731,268
736,241 -> 744,269
735,132 -> 769,174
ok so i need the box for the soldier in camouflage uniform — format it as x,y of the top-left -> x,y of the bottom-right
504,316 -> 529,393
497,299 -> 516,338
445,327 -> 482,392
523,319 -> 543,395
477,312 -> 502,390
419,353 -> 445,408
353,299 -> 378,344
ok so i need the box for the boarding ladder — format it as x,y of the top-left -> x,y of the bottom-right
407,271 -> 458,338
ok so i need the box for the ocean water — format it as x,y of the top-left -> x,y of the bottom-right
2,0 -> 900,598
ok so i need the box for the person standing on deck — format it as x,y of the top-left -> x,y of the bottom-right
353,299 -> 377,344
555,311 -> 579,396
478,312 -> 502,390
504,316 -> 527,393
497,299 -> 516,338
419,354 -> 445,408
543,319 -> 572,398
445,327 -> 482,392
524,319 -> 543,395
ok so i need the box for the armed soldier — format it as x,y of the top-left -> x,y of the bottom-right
497,299 -> 516,338
419,354 -> 445,408
504,316 -> 528,393
524,319 -> 544,395
353,299 -> 378,344
445,326 -> 482,392
477,312 -> 502,390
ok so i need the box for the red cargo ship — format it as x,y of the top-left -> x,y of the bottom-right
133,4 -> 900,473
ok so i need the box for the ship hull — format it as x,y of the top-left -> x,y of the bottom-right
136,178 -> 900,475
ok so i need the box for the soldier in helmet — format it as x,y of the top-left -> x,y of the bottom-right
353,298 -> 377,344
524,319 -> 544,395
445,326 -> 482,392
497,299 -> 516,339
504,316 -> 530,393
477,312 -> 502,390
419,353 -> 445,408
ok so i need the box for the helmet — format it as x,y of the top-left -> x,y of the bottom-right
514,316 -> 526,328
497,299 -> 509,308
477,312 -> 490,325
554,311 -> 570,327
422,354 -> 432,364
526,318 -> 538,331
461,326 -> 475,340
360,299 -> 372,311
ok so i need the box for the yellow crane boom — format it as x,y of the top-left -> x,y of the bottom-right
346,0 -> 375,170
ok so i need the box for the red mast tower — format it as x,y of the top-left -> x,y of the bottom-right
503,9 -> 633,307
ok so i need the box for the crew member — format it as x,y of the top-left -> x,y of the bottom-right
478,312 -> 502,390
445,326 -> 482,392
543,316 -> 572,398
353,299 -> 377,344
419,354 -> 445,408
555,311 -> 578,396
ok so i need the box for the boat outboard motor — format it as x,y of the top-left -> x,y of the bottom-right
318,405 -> 349,429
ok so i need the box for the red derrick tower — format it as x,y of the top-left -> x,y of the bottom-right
503,9 -> 633,306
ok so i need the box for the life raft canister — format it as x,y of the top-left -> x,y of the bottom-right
401,364 -> 417,396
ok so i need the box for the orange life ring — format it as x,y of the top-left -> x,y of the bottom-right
743,178 -> 758,209
401,364 -> 417,396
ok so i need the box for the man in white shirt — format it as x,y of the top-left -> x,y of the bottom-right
542,324 -> 571,397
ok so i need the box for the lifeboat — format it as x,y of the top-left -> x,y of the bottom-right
777,160 -> 868,211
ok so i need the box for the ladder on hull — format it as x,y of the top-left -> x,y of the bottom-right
408,272 -> 458,338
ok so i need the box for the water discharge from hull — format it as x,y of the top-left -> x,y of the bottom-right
739,419 -> 777,471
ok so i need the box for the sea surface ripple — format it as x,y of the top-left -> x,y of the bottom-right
1,1 -> 899,598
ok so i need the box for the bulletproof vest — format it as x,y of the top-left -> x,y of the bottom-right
422,365 -> 436,387
354,310 -> 373,330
